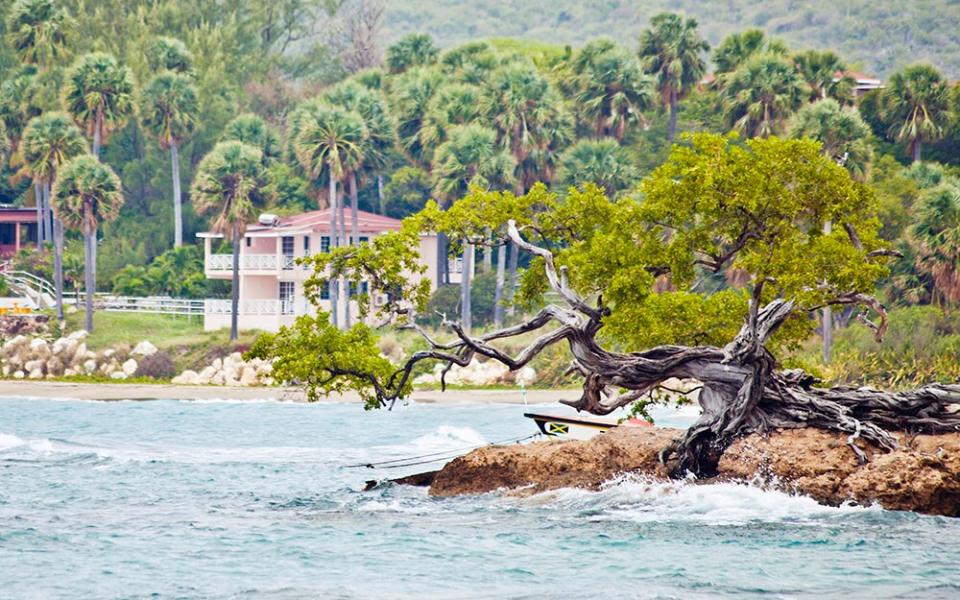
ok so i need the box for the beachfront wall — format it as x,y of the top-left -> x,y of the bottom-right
199,208 -> 472,333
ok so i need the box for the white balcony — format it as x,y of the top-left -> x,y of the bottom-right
204,298 -> 311,316
207,254 -> 278,271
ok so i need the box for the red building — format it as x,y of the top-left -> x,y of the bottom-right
0,207 -> 39,257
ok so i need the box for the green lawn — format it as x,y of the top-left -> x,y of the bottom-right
62,310 -> 263,371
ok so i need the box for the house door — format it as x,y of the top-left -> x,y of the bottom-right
281,236 -> 294,269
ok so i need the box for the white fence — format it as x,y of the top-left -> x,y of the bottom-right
97,296 -> 206,316
207,254 -> 278,271
205,298 -> 310,316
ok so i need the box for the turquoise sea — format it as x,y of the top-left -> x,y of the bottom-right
1,396 -> 959,599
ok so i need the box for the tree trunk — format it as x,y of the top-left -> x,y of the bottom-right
667,88 -> 679,143
46,183 -> 64,322
328,173 -> 339,329
912,138 -> 922,163
230,231 -> 240,342
349,172 -> 361,323
83,231 -> 95,332
822,220 -> 833,363
505,240 -> 519,317
340,178 -> 350,328
92,112 -> 102,158
460,242 -> 473,332
171,143 -> 183,247
437,233 -> 449,286
377,173 -> 385,215
493,241 -> 506,328
34,182 -> 44,248
482,229 -> 493,273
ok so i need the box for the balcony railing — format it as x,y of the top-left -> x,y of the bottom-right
207,254 -> 278,271
205,298 -> 310,316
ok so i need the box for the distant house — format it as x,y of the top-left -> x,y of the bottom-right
837,70 -> 883,101
198,208 -> 468,332
0,207 -> 39,257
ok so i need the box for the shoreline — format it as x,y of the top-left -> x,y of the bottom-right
0,380 -> 581,404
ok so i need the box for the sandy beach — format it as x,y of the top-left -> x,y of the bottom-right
0,380 -> 579,404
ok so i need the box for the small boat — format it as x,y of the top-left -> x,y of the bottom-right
524,412 -> 651,440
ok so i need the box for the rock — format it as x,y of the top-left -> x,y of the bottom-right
45,357 -> 64,376
28,368 -> 43,379
64,368 -> 76,376
52,338 -> 67,355
431,426 -> 960,518
121,358 -> 138,377
210,371 -> 225,386
67,330 -> 88,342
515,366 -> 537,385
110,371 -> 127,380
75,343 -> 88,360
211,357 -> 223,371
228,352 -> 243,365
13,370 -> 24,379
172,370 -> 199,385
102,349 -> 116,360
1,365 -> 8,376
413,373 -> 436,386
82,359 -> 97,374
239,366 -> 258,386
23,359 -> 45,374
29,338 -> 50,358
131,341 -> 158,357
3,335 -> 27,354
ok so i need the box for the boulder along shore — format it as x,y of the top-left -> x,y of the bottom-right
428,425 -> 960,517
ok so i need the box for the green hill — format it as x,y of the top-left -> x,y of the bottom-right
382,0 -> 960,78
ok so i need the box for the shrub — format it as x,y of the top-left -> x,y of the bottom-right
134,351 -> 177,379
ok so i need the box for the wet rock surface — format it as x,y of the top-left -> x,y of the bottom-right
430,425 -> 960,517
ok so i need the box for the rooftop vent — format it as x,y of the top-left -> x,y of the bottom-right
258,213 -> 280,227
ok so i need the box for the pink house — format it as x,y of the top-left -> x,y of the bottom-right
198,208 -> 467,332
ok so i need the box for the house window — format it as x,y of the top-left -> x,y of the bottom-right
348,281 -> 369,297
319,280 -> 330,300
279,281 -> 295,315
320,236 -> 330,253
245,237 -> 252,247
360,236 -> 369,245
281,236 -> 294,270
303,236 -> 310,254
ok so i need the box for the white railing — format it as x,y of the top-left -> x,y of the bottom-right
282,255 -> 296,270
448,257 -> 463,274
205,298 -> 311,317
207,254 -> 278,271
98,296 -> 205,315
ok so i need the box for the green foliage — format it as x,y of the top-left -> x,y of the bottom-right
638,12 -> 710,106
719,52 -> 807,138
111,245 -> 220,298
382,166 -> 431,218
556,138 -> 639,197
52,154 -> 124,235
248,314 -> 403,407
386,33 -> 439,74
788,99 -> 873,179
420,271 -> 498,328
139,71 -> 198,148
876,64 -> 952,161
61,51 -> 135,143
190,141 -> 269,238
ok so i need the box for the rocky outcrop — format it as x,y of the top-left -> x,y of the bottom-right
171,352 -> 274,386
0,331 -> 151,380
412,358 -> 537,387
430,425 -> 960,517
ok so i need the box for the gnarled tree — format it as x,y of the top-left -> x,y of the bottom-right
250,133 -> 960,478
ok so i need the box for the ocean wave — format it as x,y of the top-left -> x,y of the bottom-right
519,475 -> 876,525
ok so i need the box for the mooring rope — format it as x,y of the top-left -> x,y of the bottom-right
346,432 -> 543,470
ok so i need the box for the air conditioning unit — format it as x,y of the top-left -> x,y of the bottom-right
258,213 -> 280,226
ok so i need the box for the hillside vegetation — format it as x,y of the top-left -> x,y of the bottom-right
383,0 -> 960,77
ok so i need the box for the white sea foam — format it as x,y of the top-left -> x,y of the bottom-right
0,432 -> 25,451
521,475 -> 875,525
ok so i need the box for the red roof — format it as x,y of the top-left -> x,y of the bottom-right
246,208 -> 402,235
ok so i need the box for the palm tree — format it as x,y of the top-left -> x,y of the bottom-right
712,29 -> 788,77
51,155 -> 124,332
5,0 -> 71,70
788,98 -> 873,362
571,39 -> 654,142
190,141 -> 268,341
62,52 -> 135,157
20,112 -> 86,320
419,83 -> 483,154
432,124 -> 513,331
292,105 -> 366,329
638,12 -> 709,142
147,36 -> 193,74
792,49 -> 854,104
881,64 -> 950,163
720,52 -> 808,138
223,113 -> 280,164
140,72 -> 198,248
386,33 -> 439,74
912,183 -> 960,310
789,99 -> 873,179
556,139 -> 640,197
387,66 -> 446,166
